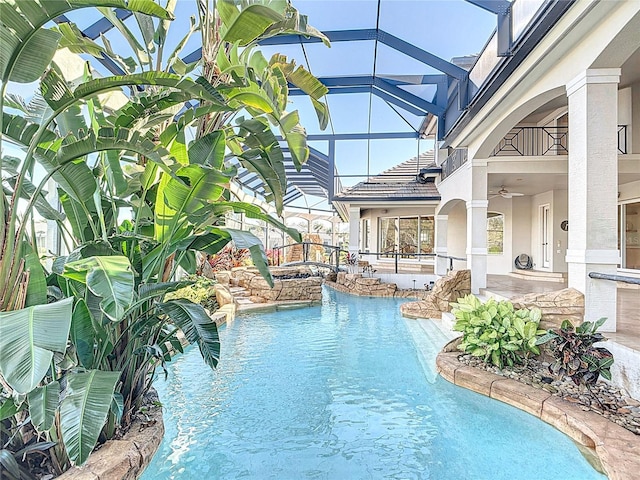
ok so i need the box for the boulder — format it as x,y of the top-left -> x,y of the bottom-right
400,270 -> 471,319
511,287 -> 584,330
213,284 -> 235,307
214,271 -> 231,285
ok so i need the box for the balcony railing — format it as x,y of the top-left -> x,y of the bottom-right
491,127 -> 568,156
491,125 -> 629,157
441,148 -> 468,180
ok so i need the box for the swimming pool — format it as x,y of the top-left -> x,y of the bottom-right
141,287 -> 605,479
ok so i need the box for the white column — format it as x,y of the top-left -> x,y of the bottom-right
348,206 -> 361,256
566,69 -> 620,331
467,199 -> 488,293
434,214 -> 449,275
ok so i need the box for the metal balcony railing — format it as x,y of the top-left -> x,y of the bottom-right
490,125 -> 629,157
491,127 -> 568,156
441,148 -> 468,180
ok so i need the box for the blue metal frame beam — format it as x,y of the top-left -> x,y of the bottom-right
258,28 -> 378,45
466,0 -> 513,56
83,9 -> 133,39
54,14 -> 127,76
374,78 -> 444,116
303,132 -> 419,140
371,88 -> 427,117
289,85 -> 371,96
375,31 -> 467,80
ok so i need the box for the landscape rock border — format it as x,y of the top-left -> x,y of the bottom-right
436,351 -> 640,480
56,397 -> 164,480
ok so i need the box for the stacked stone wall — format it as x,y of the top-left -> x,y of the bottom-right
326,272 -> 397,297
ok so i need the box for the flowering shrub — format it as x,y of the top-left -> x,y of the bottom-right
345,252 -> 359,273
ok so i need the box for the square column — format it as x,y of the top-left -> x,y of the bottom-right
466,199 -> 488,293
566,69 -> 620,331
348,206 -> 361,256
434,214 -> 449,275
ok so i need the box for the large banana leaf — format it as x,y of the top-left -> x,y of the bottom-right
28,381 -> 60,433
41,70 -> 225,113
22,241 -> 48,308
200,201 -> 301,242
158,299 -> 220,369
232,118 -> 287,214
192,227 -> 273,287
0,0 -> 172,83
36,126 -> 175,203
218,1 -> 282,46
0,297 -> 73,394
154,164 -> 232,243
63,256 -> 134,322
1,112 -> 57,148
3,176 -> 65,222
188,130 -> 226,168
60,370 -> 121,466
71,299 -> 96,369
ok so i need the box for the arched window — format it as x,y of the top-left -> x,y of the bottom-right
487,212 -> 504,254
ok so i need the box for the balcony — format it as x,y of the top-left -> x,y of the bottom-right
441,148 -> 468,180
490,125 -> 628,157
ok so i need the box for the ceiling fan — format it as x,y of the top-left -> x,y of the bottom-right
489,186 -> 525,199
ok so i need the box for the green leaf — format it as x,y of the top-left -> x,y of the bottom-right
188,130 -> 226,168
0,297 -> 73,394
71,299 -> 96,368
60,370 -> 121,466
220,3 -> 282,46
110,392 -> 124,424
0,0 -> 172,84
0,449 -> 21,479
9,28 -> 60,83
23,241 -> 48,308
225,228 -> 273,288
0,398 -> 23,422
63,256 -> 134,322
28,381 -> 60,432
158,299 -> 220,369
529,308 -> 542,323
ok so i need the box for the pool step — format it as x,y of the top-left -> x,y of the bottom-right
404,317 -> 454,383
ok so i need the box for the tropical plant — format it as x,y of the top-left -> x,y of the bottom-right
165,275 -> 220,313
451,295 -> 546,368
0,0 -> 329,475
536,318 -> 614,387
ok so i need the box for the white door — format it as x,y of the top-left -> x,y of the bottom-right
540,204 -> 551,269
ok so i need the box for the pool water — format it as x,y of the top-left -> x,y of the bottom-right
141,288 -> 605,480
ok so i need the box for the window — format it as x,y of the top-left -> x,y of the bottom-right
420,217 -> 434,254
379,217 -> 396,257
487,212 -> 504,254
378,216 -> 434,259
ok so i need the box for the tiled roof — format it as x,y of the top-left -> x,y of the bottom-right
334,151 -> 440,201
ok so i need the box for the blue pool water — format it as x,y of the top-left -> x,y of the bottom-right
141,288 -> 605,480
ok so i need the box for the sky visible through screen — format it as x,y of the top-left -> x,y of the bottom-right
6,0 -> 498,212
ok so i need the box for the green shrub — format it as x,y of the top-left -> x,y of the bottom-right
451,295 -> 546,368
165,276 -> 219,313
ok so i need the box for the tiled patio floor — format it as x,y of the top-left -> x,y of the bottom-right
484,274 -> 640,352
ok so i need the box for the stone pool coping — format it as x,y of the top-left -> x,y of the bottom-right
436,351 -> 640,480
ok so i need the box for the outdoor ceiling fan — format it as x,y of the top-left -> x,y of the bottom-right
489,186 -> 525,199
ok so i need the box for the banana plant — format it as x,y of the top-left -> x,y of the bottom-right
1,0 -> 329,474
